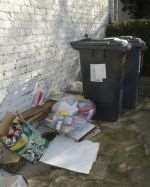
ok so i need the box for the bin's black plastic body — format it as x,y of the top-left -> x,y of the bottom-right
71,38 -> 130,121
119,36 -> 146,110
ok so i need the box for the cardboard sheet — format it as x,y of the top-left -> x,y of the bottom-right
68,122 -> 96,141
40,135 -> 100,174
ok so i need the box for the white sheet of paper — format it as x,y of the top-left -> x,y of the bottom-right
40,135 -> 100,174
90,64 -> 106,82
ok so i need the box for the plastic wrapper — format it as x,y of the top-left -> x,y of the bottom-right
32,82 -> 46,106
2,123 -> 49,162
49,96 -> 95,134
78,99 -> 96,121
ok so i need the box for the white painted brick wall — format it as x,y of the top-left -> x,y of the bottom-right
0,0 -> 109,119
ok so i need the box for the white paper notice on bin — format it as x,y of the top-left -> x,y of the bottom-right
90,64 -> 106,82
40,135 -> 100,174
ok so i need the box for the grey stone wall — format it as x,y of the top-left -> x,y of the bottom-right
0,0 -> 109,118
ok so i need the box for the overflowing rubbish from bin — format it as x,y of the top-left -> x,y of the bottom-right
2,123 -> 49,162
0,35 -> 146,177
47,95 -> 95,129
0,93 -> 100,174
45,95 -> 96,140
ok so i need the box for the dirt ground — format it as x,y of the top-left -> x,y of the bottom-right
11,97 -> 149,187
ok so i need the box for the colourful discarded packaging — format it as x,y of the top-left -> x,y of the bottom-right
2,123 -> 48,162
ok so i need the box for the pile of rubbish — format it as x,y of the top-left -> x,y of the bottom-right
0,85 -> 100,179
47,95 -> 95,135
2,123 -> 48,162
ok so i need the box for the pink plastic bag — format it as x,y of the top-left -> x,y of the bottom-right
32,83 -> 45,106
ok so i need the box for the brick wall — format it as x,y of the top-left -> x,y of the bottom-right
0,0 -> 109,119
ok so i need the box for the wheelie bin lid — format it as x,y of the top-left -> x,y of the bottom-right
118,36 -> 147,50
71,37 -> 131,51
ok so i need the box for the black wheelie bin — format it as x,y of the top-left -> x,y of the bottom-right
119,36 -> 146,110
71,37 -> 131,121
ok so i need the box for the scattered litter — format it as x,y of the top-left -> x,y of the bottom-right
64,81 -> 83,94
48,90 -> 66,101
0,169 -> 28,187
0,113 -> 16,137
2,123 -> 48,162
0,97 -> 100,174
68,118 -> 96,141
49,91 -> 95,120
47,95 -> 95,135
0,143 -> 21,166
52,99 -> 78,116
46,117 -> 95,141
49,81 -> 83,101
42,131 -> 58,141
32,82 -> 46,106
40,135 -> 100,174
14,100 -> 55,124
